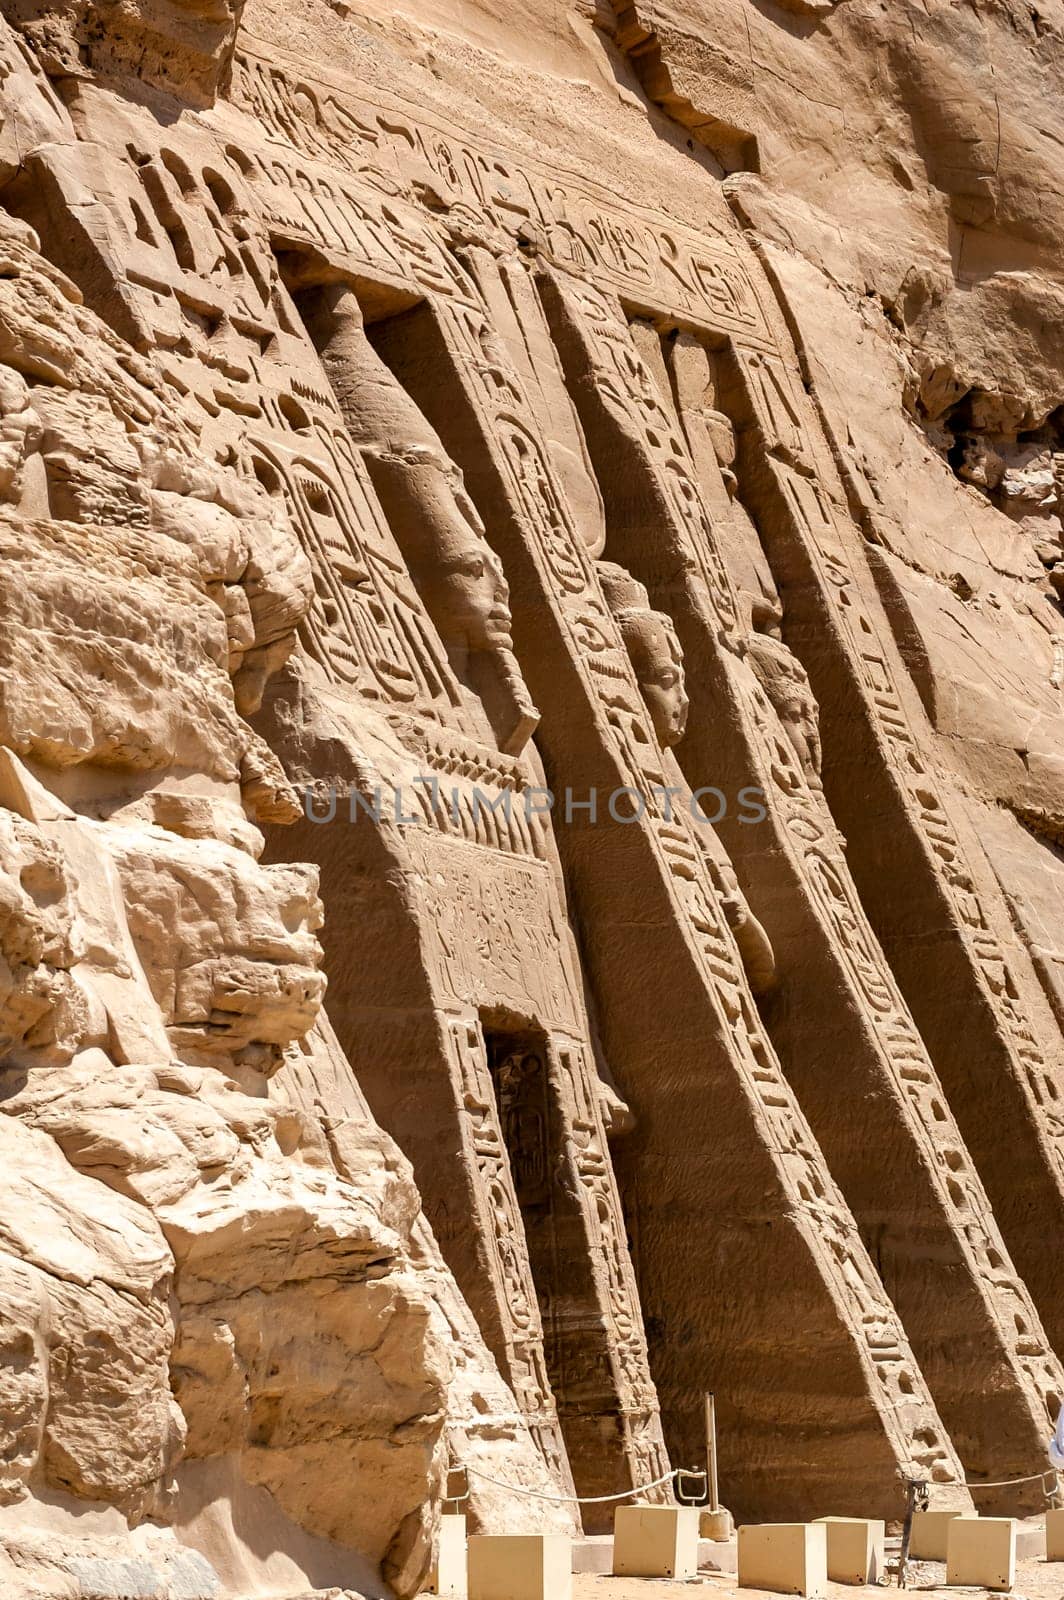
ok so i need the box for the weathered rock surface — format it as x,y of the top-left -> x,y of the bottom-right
0,0 -> 1062,1595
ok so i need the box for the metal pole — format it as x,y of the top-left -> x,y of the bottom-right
704,1392 -> 719,1511
897,1477 -> 928,1589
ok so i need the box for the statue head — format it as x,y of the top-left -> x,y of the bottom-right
598,560 -> 689,748
429,509 -> 515,658
425,496 -> 538,754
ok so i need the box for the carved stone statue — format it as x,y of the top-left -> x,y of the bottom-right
598,558 -> 776,994
294,280 -> 538,753
596,559 -> 690,748
746,624 -> 824,788
663,335 -> 825,792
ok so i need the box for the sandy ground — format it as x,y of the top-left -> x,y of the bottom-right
573,1556 -> 1064,1600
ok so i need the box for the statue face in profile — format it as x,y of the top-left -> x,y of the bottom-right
626,609 -> 689,748
597,559 -> 690,749
433,541 -> 515,657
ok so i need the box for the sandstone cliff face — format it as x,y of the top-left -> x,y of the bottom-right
0,250 -> 450,1597
0,0 -> 1062,1596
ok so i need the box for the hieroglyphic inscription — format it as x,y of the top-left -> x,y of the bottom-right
228,39 -> 773,345
447,1015 -> 573,1487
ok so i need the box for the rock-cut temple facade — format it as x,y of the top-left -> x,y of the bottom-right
0,0 -> 1063,1592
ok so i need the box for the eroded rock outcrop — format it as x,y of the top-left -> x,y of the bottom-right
0,191 -> 476,1598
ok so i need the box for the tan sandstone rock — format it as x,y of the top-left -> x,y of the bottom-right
1,0 -> 1064,1594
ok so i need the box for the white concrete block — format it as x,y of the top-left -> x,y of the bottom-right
814,1517 -> 885,1584
427,1513 -> 467,1596
612,1504 -> 701,1578
910,1509 -> 976,1561
1047,1507 -> 1064,1562
467,1533 -> 572,1600
737,1522 -> 828,1597
946,1516 -> 1015,1592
